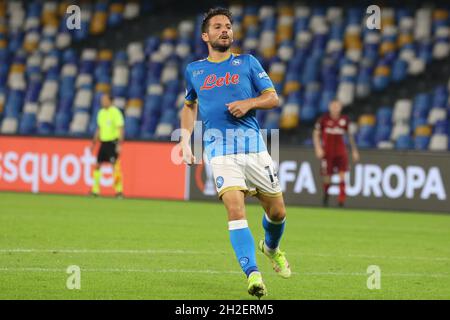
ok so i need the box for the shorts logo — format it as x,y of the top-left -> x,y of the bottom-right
216,176 -> 224,189
239,257 -> 249,267
232,59 -> 242,66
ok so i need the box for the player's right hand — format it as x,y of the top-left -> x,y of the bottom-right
315,148 -> 324,159
180,144 -> 196,165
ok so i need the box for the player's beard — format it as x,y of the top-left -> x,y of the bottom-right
210,37 -> 232,52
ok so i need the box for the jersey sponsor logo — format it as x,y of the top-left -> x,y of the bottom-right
200,72 -> 240,90
258,71 -> 269,79
324,127 -> 345,135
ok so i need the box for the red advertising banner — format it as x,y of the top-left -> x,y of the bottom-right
0,136 -> 186,200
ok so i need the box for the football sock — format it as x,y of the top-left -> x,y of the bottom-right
92,169 -> 101,194
324,183 -> 330,195
339,182 -> 346,203
262,213 -> 286,253
228,220 -> 259,278
114,161 -> 123,193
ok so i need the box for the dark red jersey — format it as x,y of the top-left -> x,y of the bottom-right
315,113 -> 349,156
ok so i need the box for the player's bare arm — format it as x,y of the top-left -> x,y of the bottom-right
180,101 -> 198,165
116,126 -> 124,154
313,127 -> 324,159
347,132 -> 360,163
226,90 -> 279,118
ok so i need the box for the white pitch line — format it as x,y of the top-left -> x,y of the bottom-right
0,267 -> 448,278
0,248 -> 449,262
300,252 -> 450,262
0,248 -> 214,255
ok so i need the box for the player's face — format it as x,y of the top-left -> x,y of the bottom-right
203,15 -> 233,52
329,101 -> 342,118
101,95 -> 111,108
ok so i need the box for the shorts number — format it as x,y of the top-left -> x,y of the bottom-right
265,166 -> 274,183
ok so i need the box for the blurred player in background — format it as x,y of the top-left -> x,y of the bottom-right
90,93 -> 124,198
313,100 -> 360,207
180,8 -> 291,298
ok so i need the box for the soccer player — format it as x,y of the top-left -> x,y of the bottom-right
313,100 -> 360,207
180,8 -> 291,298
90,93 -> 124,198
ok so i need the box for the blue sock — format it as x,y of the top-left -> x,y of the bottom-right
262,213 -> 286,251
228,220 -> 259,278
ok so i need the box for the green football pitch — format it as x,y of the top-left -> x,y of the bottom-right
0,192 -> 449,300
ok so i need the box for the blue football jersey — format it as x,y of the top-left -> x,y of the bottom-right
184,53 -> 276,160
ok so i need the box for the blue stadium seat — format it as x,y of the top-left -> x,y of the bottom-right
356,125 -> 376,148
414,135 -> 430,150
125,117 -> 140,139
19,113 -> 37,135
396,134 -> 413,150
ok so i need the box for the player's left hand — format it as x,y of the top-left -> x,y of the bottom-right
352,150 -> 360,163
226,100 -> 252,118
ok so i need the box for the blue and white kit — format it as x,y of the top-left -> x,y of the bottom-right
184,53 -> 282,198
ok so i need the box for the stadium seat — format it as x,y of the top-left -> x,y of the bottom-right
1,117 -> 18,134
377,140 -> 394,149
414,135 -> 430,150
0,1 -> 448,151
429,133 -> 448,151
391,122 -> 410,141
393,99 -> 412,123
396,134 -> 413,150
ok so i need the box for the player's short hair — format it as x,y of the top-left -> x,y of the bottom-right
201,7 -> 233,33
330,99 -> 342,106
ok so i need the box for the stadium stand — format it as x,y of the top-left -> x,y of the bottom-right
0,0 -> 150,136
0,1 -> 449,151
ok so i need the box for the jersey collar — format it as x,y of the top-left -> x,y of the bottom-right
206,52 -> 233,63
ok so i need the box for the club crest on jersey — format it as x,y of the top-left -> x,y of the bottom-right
232,59 -> 242,66
200,72 -> 240,90
339,119 -> 346,126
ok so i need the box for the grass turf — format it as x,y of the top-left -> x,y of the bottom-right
0,192 -> 449,300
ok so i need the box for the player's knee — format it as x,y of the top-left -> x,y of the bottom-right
268,204 -> 286,221
226,204 -> 246,220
